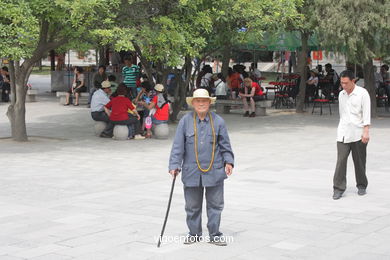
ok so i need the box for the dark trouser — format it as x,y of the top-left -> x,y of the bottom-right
385,85 -> 390,107
1,89 -> 10,102
306,84 -> 316,101
127,87 -> 137,99
91,111 -> 109,123
184,182 -> 224,238
333,141 -> 368,192
246,95 -> 264,102
103,115 -> 141,136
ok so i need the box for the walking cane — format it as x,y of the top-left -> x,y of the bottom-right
157,171 -> 178,248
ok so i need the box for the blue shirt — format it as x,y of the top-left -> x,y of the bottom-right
90,89 -> 110,112
169,112 -> 234,187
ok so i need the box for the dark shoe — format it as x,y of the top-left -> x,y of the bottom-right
243,111 -> 250,117
333,190 -> 344,200
183,234 -> 201,245
209,236 -> 227,246
64,103 -> 70,106
249,112 -> 256,117
100,133 -> 112,138
358,188 -> 367,196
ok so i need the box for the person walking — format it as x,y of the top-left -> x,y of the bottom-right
169,88 -> 234,245
333,70 -> 371,200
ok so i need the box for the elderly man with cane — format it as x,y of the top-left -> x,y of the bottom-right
168,88 -> 234,246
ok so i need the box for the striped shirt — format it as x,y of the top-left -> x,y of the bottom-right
122,65 -> 139,88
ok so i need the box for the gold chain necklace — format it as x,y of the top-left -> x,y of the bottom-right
193,112 -> 216,173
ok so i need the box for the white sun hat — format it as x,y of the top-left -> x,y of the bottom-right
154,84 -> 164,92
101,80 -> 111,89
186,88 -> 216,107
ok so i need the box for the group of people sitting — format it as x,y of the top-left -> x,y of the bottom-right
90,79 -> 170,140
196,63 -> 265,117
305,63 -> 340,102
375,64 -> 390,107
64,56 -> 141,106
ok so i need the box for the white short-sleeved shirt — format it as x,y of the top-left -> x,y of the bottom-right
308,76 -> 319,87
214,79 -> 227,96
337,85 -> 371,143
200,73 -> 213,87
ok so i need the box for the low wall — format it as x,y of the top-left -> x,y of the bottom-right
51,71 -> 122,92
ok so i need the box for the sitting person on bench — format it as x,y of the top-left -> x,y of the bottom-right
306,69 -> 319,101
100,84 -> 145,140
64,66 -> 86,106
239,78 -> 264,117
91,80 -> 111,123
138,84 -> 170,138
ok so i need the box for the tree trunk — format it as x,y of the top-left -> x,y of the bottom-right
105,46 -> 110,66
95,49 -> 99,66
296,31 -> 309,113
98,46 -> 107,66
50,50 -> 56,71
221,44 -> 231,78
7,60 -> 29,141
155,62 -> 168,84
170,57 -> 193,122
5,20 -> 68,142
132,41 -> 155,84
362,60 -> 377,118
291,51 -> 297,73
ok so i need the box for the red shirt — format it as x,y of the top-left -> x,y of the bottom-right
229,73 -> 242,89
252,82 -> 264,96
105,96 -> 135,121
152,95 -> 169,121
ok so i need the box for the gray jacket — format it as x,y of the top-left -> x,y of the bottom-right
169,112 -> 234,187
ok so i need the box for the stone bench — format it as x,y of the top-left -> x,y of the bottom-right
26,89 -> 38,102
152,123 -> 169,139
215,99 -> 272,116
94,121 -> 107,136
113,125 -> 130,140
56,91 -> 90,105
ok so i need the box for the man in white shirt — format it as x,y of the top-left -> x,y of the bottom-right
91,80 -> 111,123
333,70 -> 371,200
214,73 -> 228,99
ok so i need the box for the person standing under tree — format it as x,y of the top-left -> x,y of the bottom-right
122,56 -> 140,99
333,70 -> 371,200
169,88 -> 234,246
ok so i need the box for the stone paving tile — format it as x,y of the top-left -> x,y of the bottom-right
0,256 -> 26,260
9,244 -> 71,259
1,97 -> 390,259
30,253 -> 74,260
270,241 -> 306,250
344,253 -> 390,260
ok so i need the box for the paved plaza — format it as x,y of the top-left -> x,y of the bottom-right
0,78 -> 390,259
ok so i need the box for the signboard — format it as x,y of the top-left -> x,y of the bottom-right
312,51 -> 323,61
